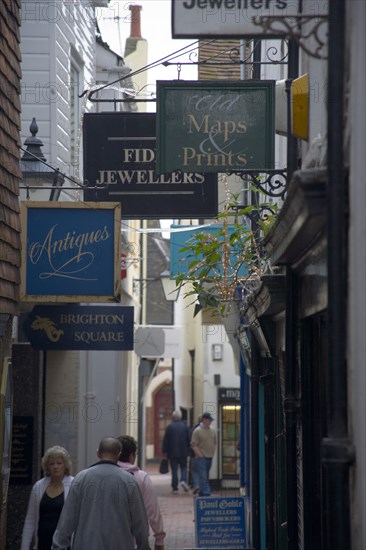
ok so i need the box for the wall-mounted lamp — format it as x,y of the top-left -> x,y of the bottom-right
133,270 -> 181,302
160,270 -> 181,302
132,278 -> 156,295
20,118 -> 64,201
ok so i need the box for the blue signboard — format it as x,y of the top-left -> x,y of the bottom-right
24,305 -> 134,351
195,497 -> 246,548
20,202 -> 120,302
170,225 -> 248,278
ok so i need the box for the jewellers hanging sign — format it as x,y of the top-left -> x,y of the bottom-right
172,0 -> 300,38
156,80 -> 275,174
83,112 -> 218,219
20,202 -> 121,302
23,305 -> 134,350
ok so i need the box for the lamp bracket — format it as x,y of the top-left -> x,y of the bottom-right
232,169 -> 288,199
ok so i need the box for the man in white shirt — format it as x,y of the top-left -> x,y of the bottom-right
190,412 -> 217,496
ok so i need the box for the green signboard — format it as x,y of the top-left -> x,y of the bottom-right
156,80 -> 275,174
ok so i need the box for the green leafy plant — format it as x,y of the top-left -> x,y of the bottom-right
174,192 -> 278,318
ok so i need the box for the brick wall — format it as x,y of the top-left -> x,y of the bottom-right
0,1 -> 22,548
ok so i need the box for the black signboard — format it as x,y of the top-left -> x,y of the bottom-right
10,416 -> 34,485
218,387 -> 241,403
23,305 -> 134,351
83,112 -> 218,219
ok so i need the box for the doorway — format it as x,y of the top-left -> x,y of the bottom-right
153,383 -> 173,458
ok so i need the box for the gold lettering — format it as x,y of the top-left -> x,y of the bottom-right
60,314 -> 124,325
74,331 -> 125,343
188,114 -> 210,134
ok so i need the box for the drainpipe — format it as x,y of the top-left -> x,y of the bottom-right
284,268 -> 299,550
284,39 -> 299,550
250,348 -> 260,550
323,1 -> 354,548
189,350 -> 195,425
251,41 -> 261,550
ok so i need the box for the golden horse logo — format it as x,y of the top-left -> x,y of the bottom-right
31,316 -> 64,342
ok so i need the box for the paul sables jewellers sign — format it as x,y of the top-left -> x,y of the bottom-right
156,80 -> 275,174
20,202 -> 121,302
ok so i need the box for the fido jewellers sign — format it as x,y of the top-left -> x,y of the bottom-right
20,202 -> 121,302
156,80 -> 275,174
83,112 -> 218,219
24,305 -> 134,350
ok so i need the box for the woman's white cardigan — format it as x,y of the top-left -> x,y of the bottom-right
21,475 -> 74,550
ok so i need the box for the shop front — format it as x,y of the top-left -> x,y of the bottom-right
218,387 -> 241,488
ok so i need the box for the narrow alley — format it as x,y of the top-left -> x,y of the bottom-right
146,463 -> 241,550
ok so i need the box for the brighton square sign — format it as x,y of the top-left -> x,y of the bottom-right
24,305 -> 134,351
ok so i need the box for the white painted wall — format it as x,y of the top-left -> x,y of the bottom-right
20,1 -> 96,196
19,2 -> 142,474
124,40 -> 148,112
77,349 -> 126,468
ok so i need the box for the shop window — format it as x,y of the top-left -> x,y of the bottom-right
221,404 -> 241,477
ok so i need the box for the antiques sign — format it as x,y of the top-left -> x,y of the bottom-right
172,0 -> 300,38
195,496 -> 246,548
156,81 -> 275,174
24,305 -> 134,350
83,112 -> 218,219
20,202 -> 121,302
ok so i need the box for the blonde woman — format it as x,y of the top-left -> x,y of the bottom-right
21,446 -> 73,550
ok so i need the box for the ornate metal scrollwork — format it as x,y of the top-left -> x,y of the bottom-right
232,169 -> 288,199
252,15 -> 328,60
163,39 -> 288,68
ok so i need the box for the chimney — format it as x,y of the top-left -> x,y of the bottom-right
129,4 -> 142,38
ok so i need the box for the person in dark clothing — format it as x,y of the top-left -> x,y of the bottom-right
162,410 -> 191,493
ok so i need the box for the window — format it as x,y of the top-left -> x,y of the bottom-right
221,404 -> 241,477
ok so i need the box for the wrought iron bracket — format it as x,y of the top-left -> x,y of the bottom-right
231,169 -> 288,199
252,15 -> 328,60
163,40 -> 288,68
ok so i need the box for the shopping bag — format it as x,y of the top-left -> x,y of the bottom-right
159,457 -> 169,474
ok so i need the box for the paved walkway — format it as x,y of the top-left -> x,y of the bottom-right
146,463 -> 196,550
145,462 -> 241,550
